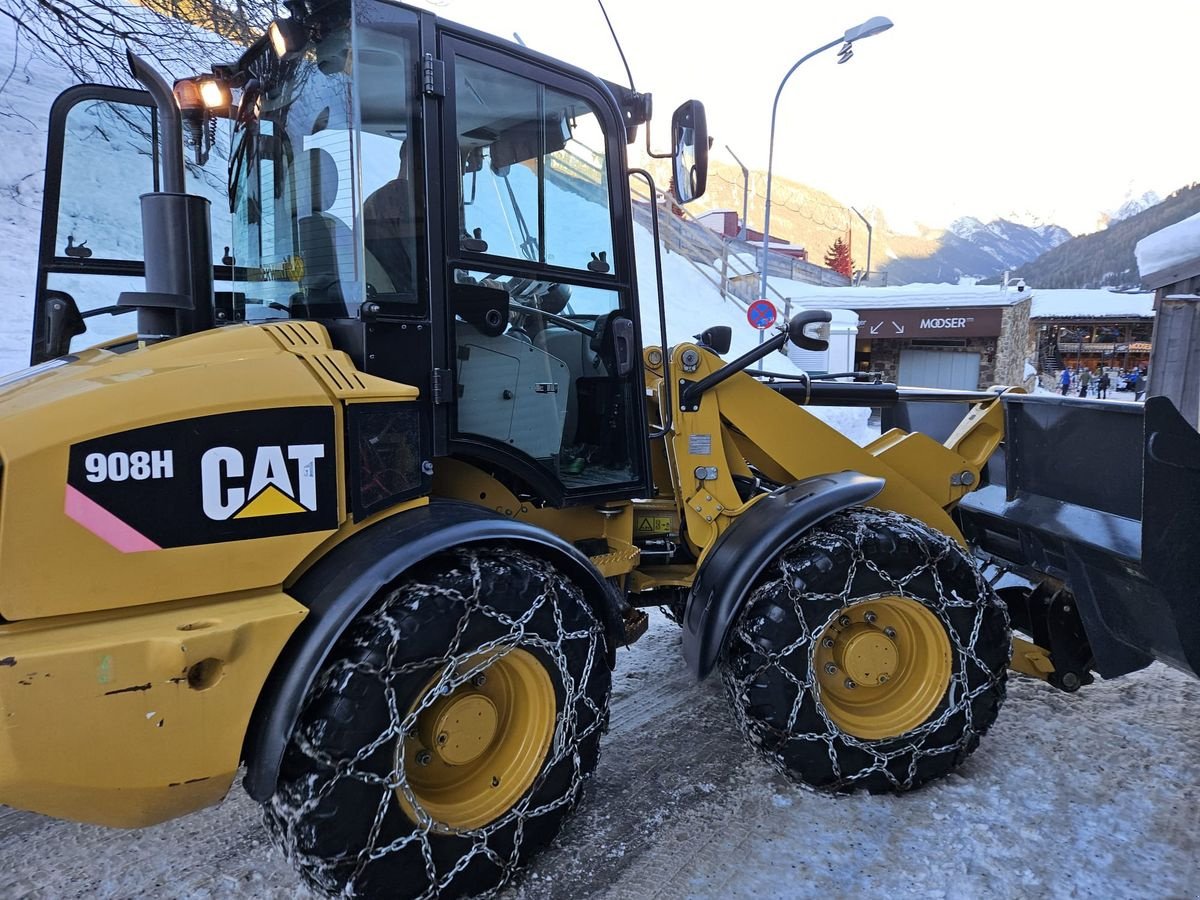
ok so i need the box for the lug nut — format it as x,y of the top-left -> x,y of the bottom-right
844,678 -> 858,690
884,627 -> 897,639
864,611 -> 878,625
838,615 -> 852,628
824,662 -> 838,675
822,637 -> 835,649
472,673 -> 487,687
416,750 -> 432,766
878,673 -> 890,685
437,732 -> 448,745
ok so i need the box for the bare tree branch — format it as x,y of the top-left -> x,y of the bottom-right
0,0 -> 280,93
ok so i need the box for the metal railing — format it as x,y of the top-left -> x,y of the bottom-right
543,144 -> 849,312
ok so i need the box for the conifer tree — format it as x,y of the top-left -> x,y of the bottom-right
824,237 -> 853,278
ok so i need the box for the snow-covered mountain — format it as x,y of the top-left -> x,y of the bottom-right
879,215 -> 1071,284
1110,190 -> 1162,224
1093,189 -> 1163,232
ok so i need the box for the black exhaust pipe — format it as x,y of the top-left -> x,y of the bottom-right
118,52 -> 214,341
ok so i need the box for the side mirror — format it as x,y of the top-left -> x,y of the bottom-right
695,325 -> 732,355
32,290 -> 86,364
787,309 -> 832,352
671,100 -> 708,204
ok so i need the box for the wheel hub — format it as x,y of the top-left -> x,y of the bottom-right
834,627 -> 898,687
812,596 -> 952,740
397,647 -> 556,832
420,693 -> 499,766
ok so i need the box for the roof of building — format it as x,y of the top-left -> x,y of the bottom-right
779,281 -> 1028,310
773,281 -> 1155,318
1136,211 -> 1200,290
1029,289 -> 1155,319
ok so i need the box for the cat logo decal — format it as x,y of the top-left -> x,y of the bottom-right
66,408 -> 338,550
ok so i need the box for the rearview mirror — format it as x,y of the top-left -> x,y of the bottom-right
671,100 -> 708,204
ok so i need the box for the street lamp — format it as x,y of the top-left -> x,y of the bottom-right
757,16 -> 893,306
851,205 -> 873,283
725,144 -> 751,241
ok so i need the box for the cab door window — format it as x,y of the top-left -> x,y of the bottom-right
446,48 -> 644,500
455,58 -> 613,272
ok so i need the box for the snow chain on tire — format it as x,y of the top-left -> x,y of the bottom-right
264,547 -> 610,899
721,508 -> 1011,793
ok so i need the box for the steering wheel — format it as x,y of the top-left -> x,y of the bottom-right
508,301 -> 595,336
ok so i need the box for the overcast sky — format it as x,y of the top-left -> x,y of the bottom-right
413,0 -> 1198,236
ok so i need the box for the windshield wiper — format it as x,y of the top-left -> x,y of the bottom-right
501,171 -> 540,262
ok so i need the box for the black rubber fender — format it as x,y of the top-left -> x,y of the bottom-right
682,471 -> 885,679
242,499 -> 621,802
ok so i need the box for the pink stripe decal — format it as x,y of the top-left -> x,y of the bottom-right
64,485 -> 161,553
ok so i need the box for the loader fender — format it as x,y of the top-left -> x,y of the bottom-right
242,498 -> 620,802
682,471 -> 885,679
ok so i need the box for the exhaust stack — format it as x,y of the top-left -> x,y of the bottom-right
118,52 -> 214,341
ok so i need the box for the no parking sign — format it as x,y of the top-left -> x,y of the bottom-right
747,299 -> 777,330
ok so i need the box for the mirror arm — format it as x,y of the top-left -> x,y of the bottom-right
629,167 -> 672,439
679,331 -> 789,412
679,310 -> 832,411
643,122 -> 674,160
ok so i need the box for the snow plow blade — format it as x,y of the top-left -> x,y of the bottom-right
947,394 -> 1200,679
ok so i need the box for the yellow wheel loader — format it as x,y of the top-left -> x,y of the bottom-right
4,0 -> 1031,895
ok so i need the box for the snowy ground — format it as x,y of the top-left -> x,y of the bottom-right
0,611 -> 1196,899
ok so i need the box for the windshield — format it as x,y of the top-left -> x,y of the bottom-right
229,1 -> 421,320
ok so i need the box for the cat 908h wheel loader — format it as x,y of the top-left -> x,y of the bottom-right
4,1 -> 1028,896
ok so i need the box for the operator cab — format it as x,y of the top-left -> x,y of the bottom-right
30,0 -> 708,509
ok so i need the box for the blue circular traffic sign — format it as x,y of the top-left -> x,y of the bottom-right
747,299 -> 777,330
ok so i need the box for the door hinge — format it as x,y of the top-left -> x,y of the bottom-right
422,53 -> 445,97
431,367 -> 452,404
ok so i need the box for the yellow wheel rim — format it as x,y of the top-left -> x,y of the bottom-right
397,647 -> 556,831
812,596 -> 952,740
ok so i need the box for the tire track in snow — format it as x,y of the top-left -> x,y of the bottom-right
0,614 -> 1198,899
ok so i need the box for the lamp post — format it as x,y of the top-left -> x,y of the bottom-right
725,143 -> 751,241
757,16 -> 893,307
851,205 -> 873,283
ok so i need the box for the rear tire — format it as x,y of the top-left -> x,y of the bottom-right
719,508 -> 1009,793
264,546 -> 611,899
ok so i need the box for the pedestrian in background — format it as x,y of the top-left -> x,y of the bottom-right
1059,368 -> 1071,396
1133,368 -> 1147,402
1078,368 -> 1092,398
1097,370 -> 1110,399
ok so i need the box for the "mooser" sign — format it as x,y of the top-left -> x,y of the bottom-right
858,306 -> 1004,339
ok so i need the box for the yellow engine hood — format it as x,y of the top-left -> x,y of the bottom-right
0,325 -> 347,620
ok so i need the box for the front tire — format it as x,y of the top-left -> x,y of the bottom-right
264,546 -> 611,899
720,508 -> 1009,793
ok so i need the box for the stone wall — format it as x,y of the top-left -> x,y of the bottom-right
995,296 -> 1034,388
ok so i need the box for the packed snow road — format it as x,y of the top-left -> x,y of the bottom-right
0,612 -> 1197,899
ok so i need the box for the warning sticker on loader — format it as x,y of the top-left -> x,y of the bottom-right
65,407 -> 338,550
634,516 -> 674,535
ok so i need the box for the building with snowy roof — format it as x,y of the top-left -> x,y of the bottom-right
761,280 -> 1156,390
763,282 -> 1033,390
1027,289 -> 1155,377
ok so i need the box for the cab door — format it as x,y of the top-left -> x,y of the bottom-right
438,33 -> 649,506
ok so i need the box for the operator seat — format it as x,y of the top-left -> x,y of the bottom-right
296,147 -> 355,317
363,141 -> 417,297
